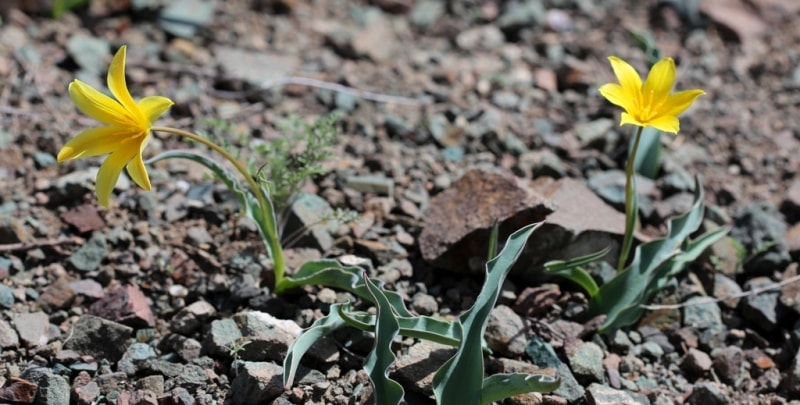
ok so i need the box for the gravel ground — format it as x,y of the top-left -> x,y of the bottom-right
2,0 -> 800,404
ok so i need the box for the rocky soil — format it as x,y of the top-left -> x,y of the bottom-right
2,0 -> 800,404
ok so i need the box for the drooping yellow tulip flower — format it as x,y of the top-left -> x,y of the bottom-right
58,45 -> 174,206
599,56 -> 704,134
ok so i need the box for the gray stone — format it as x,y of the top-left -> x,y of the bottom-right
65,35 -> 109,74
394,340 -> 456,396
213,46 -> 299,86
711,346 -> 746,386
21,367 -> 70,405
587,170 -> 657,212
171,300 -> 217,335
455,25 -> 505,51
409,0 -> 445,29
68,232 -> 108,272
410,292 -> 438,316
124,342 -> 157,362
136,375 -> 164,393
0,215 -> 29,244
608,330 -> 632,353
681,348 -> 713,377
0,320 -> 19,348
346,175 -> 395,197
491,91 -> 520,110
585,383 -> 637,405
0,284 -> 15,308
13,312 -> 49,347
637,341 -> 664,360
497,0 -> 546,33
32,152 -> 56,169
333,92 -> 357,112
682,296 -> 722,330
185,226 -> 213,246
653,192 -> 696,222
228,362 -> 284,404
686,382 -> 729,405
351,9 -> 397,62
485,305 -> 527,357
170,364 -> 208,391
285,193 -> 335,251
730,202 -> 790,275
741,276 -> 781,331
159,0 -> 216,38
233,311 -> 299,362
139,359 -> 183,378
575,118 -> 614,146
516,150 -> 567,179
525,336 -> 583,402
565,340 -> 605,384
713,273 -> 743,308
204,318 -> 243,357
63,315 -> 133,363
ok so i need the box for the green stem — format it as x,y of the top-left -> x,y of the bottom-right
618,125 -> 644,273
151,126 -> 287,287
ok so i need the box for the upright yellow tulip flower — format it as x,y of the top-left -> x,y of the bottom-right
599,56 -> 704,134
58,45 -> 174,206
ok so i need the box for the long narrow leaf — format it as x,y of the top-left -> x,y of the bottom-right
591,178 -> 710,332
363,274 -> 405,404
480,374 -> 560,405
433,222 -> 542,404
611,226 -> 729,328
544,246 -> 610,297
283,303 -> 348,387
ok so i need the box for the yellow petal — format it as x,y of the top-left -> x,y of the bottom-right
126,154 -> 151,191
608,56 -> 642,100
107,46 -> 146,125
69,80 -> 136,127
661,89 -> 705,117
57,125 -> 139,161
95,141 -> 138,207
642,58 -> 675,107
619,112 -> 646,128
599,83 -> 636,114
138,96 -> 174,124
647,115 -> 680,134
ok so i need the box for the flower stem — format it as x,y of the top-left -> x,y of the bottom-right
618,125 -> 644,273
151,126 -> 286,287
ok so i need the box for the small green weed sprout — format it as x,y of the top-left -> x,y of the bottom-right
225,340 -> 252,361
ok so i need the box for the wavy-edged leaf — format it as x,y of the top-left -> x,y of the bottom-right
544,246 -> 611,298
283,303 -> 347,388
275,259 -> 371,298
363,274 -> 405,404
433,222 -> 542,404
339,306 -> 463,347
480,373 -> 560,405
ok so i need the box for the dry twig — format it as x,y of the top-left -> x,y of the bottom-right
0,237 -> 81,253
641,273 -> 800,310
